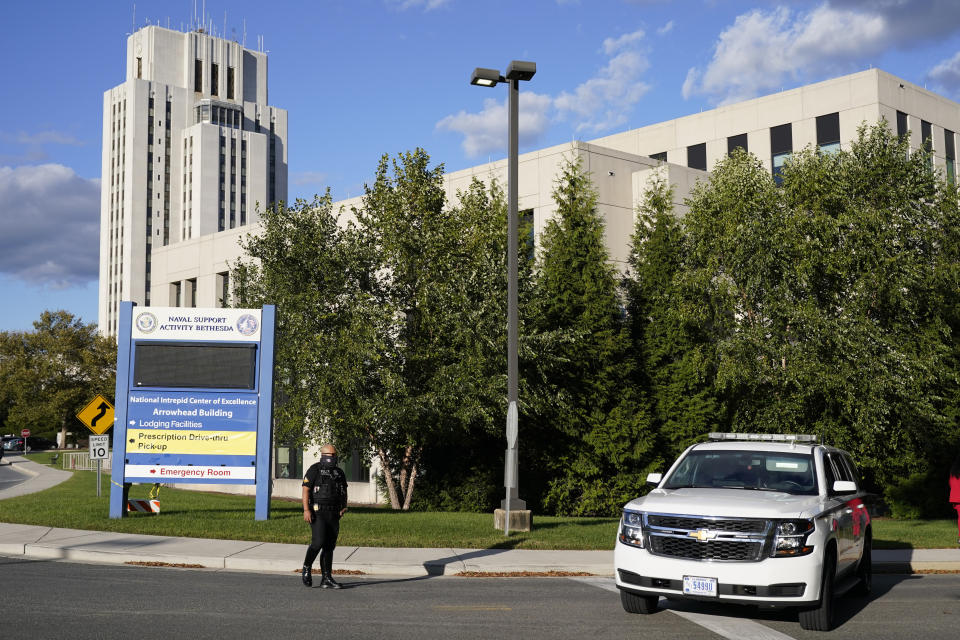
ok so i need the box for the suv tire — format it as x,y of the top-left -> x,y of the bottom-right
620,590 -> 658,614
799,548 -> 836,631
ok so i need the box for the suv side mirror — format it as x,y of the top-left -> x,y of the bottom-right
646,473 -> 663,487
832,480 -> 857,494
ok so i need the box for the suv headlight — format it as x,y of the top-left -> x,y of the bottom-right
619,511 -> 645,548
772,519 -> 815,557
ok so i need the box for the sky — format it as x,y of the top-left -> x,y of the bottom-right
1,0 -> 959,333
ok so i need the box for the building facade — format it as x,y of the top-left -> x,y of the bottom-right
98,25 -> 288,337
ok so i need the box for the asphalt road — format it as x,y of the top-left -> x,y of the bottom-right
1,556 -> 958,639
0,459 -> 27,492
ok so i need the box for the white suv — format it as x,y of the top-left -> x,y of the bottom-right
615,433 -> 872,632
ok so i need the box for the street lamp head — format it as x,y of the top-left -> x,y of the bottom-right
470,67 -> 502,87
505,60 -> 536,82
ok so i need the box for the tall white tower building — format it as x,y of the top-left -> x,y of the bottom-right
98,25 -> 288,336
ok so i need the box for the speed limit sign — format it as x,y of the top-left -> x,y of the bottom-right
89,434 -> 109,460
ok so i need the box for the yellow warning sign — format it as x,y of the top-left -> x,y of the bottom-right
125,429 -> 257,455
76,395 -> 115,435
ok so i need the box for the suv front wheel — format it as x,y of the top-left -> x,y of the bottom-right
621,589 -> 659,614
798,548 -> 836,631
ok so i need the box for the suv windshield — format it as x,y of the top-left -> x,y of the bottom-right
662,450 -> 818,495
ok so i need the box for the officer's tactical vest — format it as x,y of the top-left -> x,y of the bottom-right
312,467 -> 343,505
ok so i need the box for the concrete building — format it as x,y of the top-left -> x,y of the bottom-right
335,68 -> 958,275
98,25 -> 288,338
100,62 -> 960,503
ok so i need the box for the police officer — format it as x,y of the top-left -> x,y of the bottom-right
301,443 -> 348,589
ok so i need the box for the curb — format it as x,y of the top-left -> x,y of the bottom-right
4,457 -> 40,478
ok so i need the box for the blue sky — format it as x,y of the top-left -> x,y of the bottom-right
2,0 -> 959,332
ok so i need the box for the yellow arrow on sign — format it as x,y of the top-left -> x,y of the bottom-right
76,395 -> 115,435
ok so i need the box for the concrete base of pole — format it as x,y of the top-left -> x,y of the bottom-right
494,508 -> 532,532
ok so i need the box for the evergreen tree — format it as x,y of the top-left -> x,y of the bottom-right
625,172 -> 722,464
535,155 -> 656,516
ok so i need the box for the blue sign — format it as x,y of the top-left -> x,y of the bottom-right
110,304 -> 276,520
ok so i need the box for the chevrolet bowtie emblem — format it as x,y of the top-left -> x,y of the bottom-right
689,529 -> 717,542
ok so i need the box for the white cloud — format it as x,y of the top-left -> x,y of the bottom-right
684,1 -> 960,104
656,20 -> 674,36
292,171 -> 329,186
436,93 -> 553,157
386,0 -> 451,11
438,28 -> 651,155
602,29 -> 646,55
928,50 -> 960,97
555,48 -> 651,133
0,131 -> 85,146
0,164 -> 100,288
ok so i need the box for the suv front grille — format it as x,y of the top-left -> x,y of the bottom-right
647,515 -> 766,534
650,536 -> 762,561
643,512 -> 772,562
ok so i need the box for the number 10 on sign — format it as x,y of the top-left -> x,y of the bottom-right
89,435 -> 109,497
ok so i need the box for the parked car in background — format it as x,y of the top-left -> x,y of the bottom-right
1,436 -> 59,452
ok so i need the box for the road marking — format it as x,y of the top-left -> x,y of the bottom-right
571,577 -> 798,640
432,605 -> 513,611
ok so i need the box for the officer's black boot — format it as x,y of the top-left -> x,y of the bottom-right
301,564 -> 312,587
320,556 -> 342,589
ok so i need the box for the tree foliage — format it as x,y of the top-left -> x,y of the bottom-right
626,171 -> 722,464
627,124 -> 959,495
534,155 -> 656,516
0,311 -> 116,446
234,150 -> 514,510
233,124 -> 957,517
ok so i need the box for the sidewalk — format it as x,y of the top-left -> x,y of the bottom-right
1,456 -> 959,576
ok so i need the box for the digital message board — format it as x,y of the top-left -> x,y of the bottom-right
110,304 -> 276,520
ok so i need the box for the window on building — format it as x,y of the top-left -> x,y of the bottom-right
172,281 -> 182,307
921,120 -> 932,152
338,448 -> 371,483
921,120 -> 933,170
727,134 -> 748,155
687,143 -> 707,171
217,271 -> 230,307
227,67 -> 235,100
649,151 -> 667,163
187,278 -> 197,307
946,129 -> 956,187
136,57 -> 142,79
211,63 -> 219,96
770,123 -> 793,185
194,59 -> 203,92
896,110 -> 908,140
275,443 -> 303,480
816,112 -> 841,154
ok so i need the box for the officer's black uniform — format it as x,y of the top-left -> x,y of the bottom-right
302,455 -> 348,589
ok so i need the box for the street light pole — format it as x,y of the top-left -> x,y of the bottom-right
470,61 -> 535,535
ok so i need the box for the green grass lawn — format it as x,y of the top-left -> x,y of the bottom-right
0,468 -> 616,549
2,464 -> 956,550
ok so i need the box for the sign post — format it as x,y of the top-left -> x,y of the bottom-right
89,435 -> 109,497
20,429 -> 30,452
77,395 -> 116,497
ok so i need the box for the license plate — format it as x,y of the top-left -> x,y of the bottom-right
683,575 -> 718,597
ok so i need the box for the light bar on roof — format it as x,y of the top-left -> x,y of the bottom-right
708,432 -> 818,443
